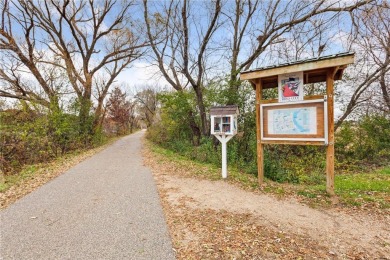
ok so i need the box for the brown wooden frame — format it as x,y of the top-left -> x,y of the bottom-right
261,100 -> 326,142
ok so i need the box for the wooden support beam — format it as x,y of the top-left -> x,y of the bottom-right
259,95 -> 324,104
241,54 -> 354,80
326,68 -> 336,196
255,80 -> 264,185
261,140 -> 325,146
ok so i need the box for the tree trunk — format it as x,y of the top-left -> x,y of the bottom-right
193,85 -> 209,137
228,73 -> 241,105
79,78 -> 93,139
380,72 -> 390,111
93,97 -> 105,132
78,97 -> 92,136
188,110 -> 201,146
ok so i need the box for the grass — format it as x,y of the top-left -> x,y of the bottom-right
0,135 -> 123,194
0,165 -> 40,192
0,151 -> 95,193
298,167 -> 390,208
0,150 -> 91,193
148,140 -> 390,211
335,167 -> 390,208
149,142 -> 259,188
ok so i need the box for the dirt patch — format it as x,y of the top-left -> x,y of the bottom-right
144,146 -> 390,259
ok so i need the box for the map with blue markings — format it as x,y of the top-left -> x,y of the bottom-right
268,107 -> 317,135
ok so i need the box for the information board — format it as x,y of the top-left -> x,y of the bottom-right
260,99 -> 327,143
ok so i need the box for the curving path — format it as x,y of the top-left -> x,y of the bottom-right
0,131 -> 175,260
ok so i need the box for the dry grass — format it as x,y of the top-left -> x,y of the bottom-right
0,139 -> 118,209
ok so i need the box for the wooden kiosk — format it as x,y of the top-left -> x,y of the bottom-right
240,53 -> 354,195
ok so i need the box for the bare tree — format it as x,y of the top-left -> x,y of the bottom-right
223,0 -> 386,128
0,0 -> 147,135
262,12 -> 339,97
143,0 -> 222,139
134,87 -> 159,127
143,0 -> 371,139
0,0 -> 62,108
222,0 -> 370,100
335,1 -> 390,129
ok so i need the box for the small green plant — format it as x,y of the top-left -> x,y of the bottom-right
297,190 -> 317,198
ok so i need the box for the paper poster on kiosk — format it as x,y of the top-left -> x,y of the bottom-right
278,72 -> 304,102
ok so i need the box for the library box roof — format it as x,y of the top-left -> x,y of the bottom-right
210,105 -> 239,116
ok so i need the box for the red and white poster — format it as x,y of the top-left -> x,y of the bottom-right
278,72 -> 304,102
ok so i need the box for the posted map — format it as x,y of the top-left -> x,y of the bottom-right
268,107 -> 317,135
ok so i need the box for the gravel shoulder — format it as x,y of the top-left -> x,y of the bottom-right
144,142 -> 390,259
1,131 -> 174,260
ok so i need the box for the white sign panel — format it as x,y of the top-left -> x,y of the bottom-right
278,72 -> 304,102
268,107 -> 317,135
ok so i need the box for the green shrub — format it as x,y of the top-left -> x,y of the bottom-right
0,105 -> 105,175
336,115 -> 390,167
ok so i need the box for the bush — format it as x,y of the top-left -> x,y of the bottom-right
0,107 -> 102,175
336,115 -> 390,167
263,145 -> 325,183
48,108 -> 83,155
1,110 -> 49,173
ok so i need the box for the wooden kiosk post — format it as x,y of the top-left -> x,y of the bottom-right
255,80 -> 264,185
240,53 -> 354,195
326,68 -> 336,195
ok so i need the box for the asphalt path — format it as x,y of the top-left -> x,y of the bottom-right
0,131 -> 175,260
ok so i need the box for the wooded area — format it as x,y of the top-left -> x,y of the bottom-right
1,0 -> 389,181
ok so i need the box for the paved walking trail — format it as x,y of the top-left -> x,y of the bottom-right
0,131 -> 175,260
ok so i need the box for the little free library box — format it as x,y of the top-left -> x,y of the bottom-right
210,105 -> 239,136
240,52 -> 355,195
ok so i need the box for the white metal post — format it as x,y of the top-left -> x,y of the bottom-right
221,138 -> 227,178
215,135 -> 233,178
